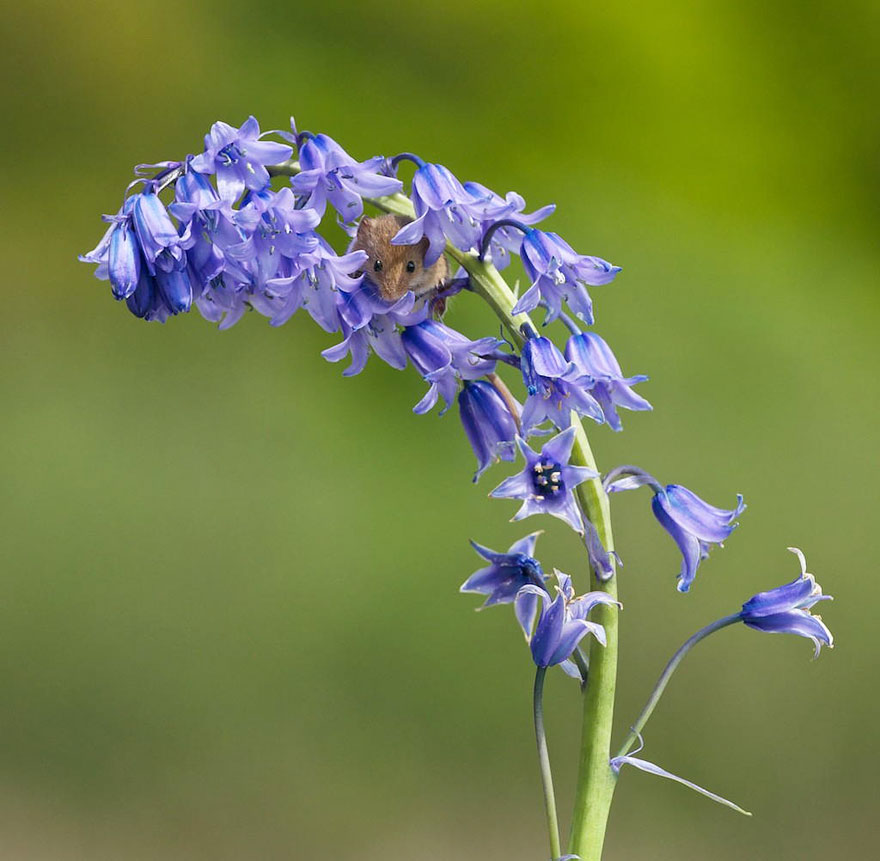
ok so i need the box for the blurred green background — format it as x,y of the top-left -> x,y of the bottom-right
1,1 -> 877,858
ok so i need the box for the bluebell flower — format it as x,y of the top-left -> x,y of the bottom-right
458,380 -> 520,482
460,532 -> 547,607
170,169 -> 240,309
190,116 -> 293,202
228,187 -> 321,289
391,161 -> 483,266
511,229 -> 620,324
605,467 -> 745,592
401,319 -> 501,415
291,132 -> 403,222
461,182 -> 554,270
261,239 -> 367,332
520,334 -> 604,436
565,332 -> 651,431
490,427 -> 598,533
122,255 -> 196,321
81,190 -> 195,319
80,196 -> 141,300
515,570 -> 618,677
740,547 -> 833,657
131,189 -> 188,276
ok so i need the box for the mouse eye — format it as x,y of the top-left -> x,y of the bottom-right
373,259 -> 383,272
406,261 -> 416,273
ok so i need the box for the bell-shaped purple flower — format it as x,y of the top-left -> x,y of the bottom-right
401,320 -> 501,415
458,381 -> 520,482
520,334 -> 604,436
490,427 -> 598,533
122,257 -> 196,321
190,116 -> 293,202
740,548 -> 833,657
391,162 -> 483,267
132,189 -> 188,275
262,239 -> 367,332
515,570 -> 618,678
462,182 -> 555,270
460,532 -> 547,608
605,467 -> 745,592
227,187 -> 321,289
512,228 -> 620,324
565,332 -> 651,431
291,132 -> 403,222
80,196 -> 142,300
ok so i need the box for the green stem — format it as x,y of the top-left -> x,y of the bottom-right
615,613 -> 742,759
267,160 -> 619,861
534,667 -> 562,861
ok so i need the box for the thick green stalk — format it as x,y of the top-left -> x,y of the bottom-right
370,192 -> 620,861
267,162 -> 619,859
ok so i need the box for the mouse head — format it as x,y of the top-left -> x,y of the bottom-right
351,215 -> 447,302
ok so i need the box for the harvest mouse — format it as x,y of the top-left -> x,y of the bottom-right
350,215 -> 449,304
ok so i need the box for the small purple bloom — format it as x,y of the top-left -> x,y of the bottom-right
80,196 -> 142,300
391,162 -> 483,266
123,256 -> 195,321
490,427 -> 598,533
190,116 -> 293,202
228,187 -> 321,289
262,240 -> 367,332
515,570 -> 618,677
565,332 -> 651,431
458,380 -> 520,482
292,132 -> 403,222
462,182 -> 554,270
520,334 -> 604,436
740,548 -> 833,657
132,189 -> 188,275
460,532 -> 547,608
605,467 -> 745,593
401,320 -> 500,415
512,229 -> 620,324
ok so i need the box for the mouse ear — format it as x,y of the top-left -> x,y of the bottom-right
354,217 -> 373,239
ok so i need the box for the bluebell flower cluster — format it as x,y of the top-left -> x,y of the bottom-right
81,115 -> 642,499
461,540 -> 620,678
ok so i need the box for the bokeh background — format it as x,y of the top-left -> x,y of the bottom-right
1,1 -> 878,858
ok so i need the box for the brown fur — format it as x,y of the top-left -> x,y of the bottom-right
350,215 -> 448,302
